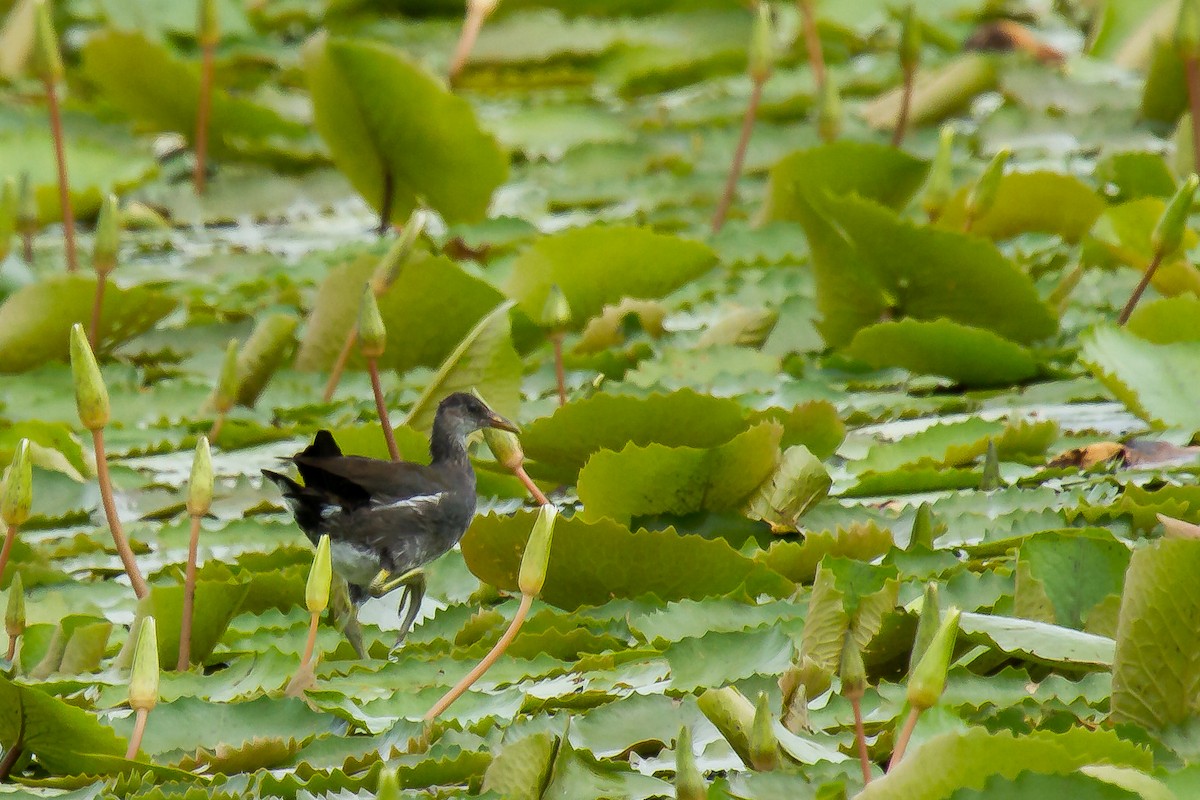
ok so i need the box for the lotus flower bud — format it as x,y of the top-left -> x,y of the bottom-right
31,0 -> 63,82
357,285 -> 387,360
840,632 -> 866,701
818,75 -> 842,143
541,284 -> 571,330
186,436 -> 212,517
1152,174 -> 1198,258
922,125 -> 956,220
749,692 -> 779,771
376,766 -> 402,800
70,323 -> 110,431
980,439 -> 1001,490
518,504 -> 557,596
1178,0 -> 1200,60
214,339 -> 240,414
93,194 -> 120,277
129,616 -> 160,711
898,4 -> 921,72
908,582 -> 941,674
483,426 -> 524,471
906,606 -> 960,711
966,148 -> 1010,223
908,501 -> 934,550
5,573 -> 25,640
674,726 -> 706,800
198,0 -> 219,46
2,439 -> 32,530
748,3 -> 774,83
306,534 -> 332,614
697,686 -> 756,767
372,208 -> 428,291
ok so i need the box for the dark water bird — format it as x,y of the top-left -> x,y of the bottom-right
262,392 -> 518,656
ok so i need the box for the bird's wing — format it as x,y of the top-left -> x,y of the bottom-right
290,455 -> 450,508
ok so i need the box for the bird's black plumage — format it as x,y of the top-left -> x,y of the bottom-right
262,392 -> 517,652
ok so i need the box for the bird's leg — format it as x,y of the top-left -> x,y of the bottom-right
368,567 -> 427,647
329,576 -> 367,659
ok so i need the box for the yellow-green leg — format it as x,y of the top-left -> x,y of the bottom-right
369,567 -> 427,646
329,576 -> 367,659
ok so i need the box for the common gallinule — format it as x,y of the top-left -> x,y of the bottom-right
262,392 -> 518,654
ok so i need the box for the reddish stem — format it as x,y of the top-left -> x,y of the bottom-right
300,611 -> 319,667
125,707 -> 148,760
177,513 -> 202,671
0,523 -> 17,589
798,0 -> 826,90
207,413 -> 226,445
850,694 -> 871,784
44,78 -> 76,273
323,328 -> 358,403
425,592 -> 534,720
551,333 -> 567,406
368,357 -> 401,461
0,740 -> 22,781
92,428 -> 149,599
892,65 -> 915,147
712,78 -> 765,233
448,3 -> 487,86
1117,250 -> 1165,325
21,230 -> 33,264
887,706 -> 921,770
194,41 -> 215,194
1186,57 -> 1200,174
89,274 -> 107,350
514,464 -> 550,507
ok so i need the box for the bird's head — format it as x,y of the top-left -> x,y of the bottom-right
436,392 -> 519,439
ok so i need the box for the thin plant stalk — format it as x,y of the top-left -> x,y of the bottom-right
1186,57 -> 1200,175
551,332 -> 567,406
513,465 -> 549,506
5,633 -> 15,662
322,331 -> 358,403
798,0 -> 826,90
92,429 -> 149,599
301,610 -> 320,667
448,0 -> 495,86
207,413 -> 226,443
124,708 -> 149,760
851,695 -> 871,783
892,65 -> 915,146
0,523 -> 17,590
1117,252 -> 1165,325
712,79 -> 765,233
367,357 -> 401,461
45,79 -> 76,273
425,592 -> 533,720
177,514 -> 202,670
21,231 -> 33,264
888,706 -> 921,770
0,741 -> 22,781
89,277 -> 107,349
193,40 -> 216,194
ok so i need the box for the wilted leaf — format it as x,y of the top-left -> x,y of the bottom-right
742,445 -> 831,531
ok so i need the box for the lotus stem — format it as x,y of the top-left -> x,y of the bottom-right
323,329 -> 358,403
177,513 -> 202,671
44,79 -> 76,273
712,78 -> 765,233
0,524 -> 17,591
193,41 -> 216,194
301,610 -> 319,668
89,277 -> 107,350
1117,250 -> 1165,325
892,65 -> 915,147
851,694 -> 871,783
367,357 -> 401,461
425,591 -> 533,720
1186,57 -> 1200,174
124,707 -> 149,760
514,465 -> 550,507
207,413 -> 226,443
448,0 -> 493,87
92,429 -> 149,599
550,332 -> 567,406
798,0 -> 826,90
887,706 -> 921,770
21,231 -> 33,264
0,741 -> 22,781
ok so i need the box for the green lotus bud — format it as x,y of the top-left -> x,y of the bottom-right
31,0 -> 63,82
922,125 -> 956,220
818,75 -> 842,144
980,439 -> 1001,490
748,2 -> 774,82
5,573 -> 24,640
128,616 -> 160,711
376,766 -> 402,800
541,284 -> 572,330
906,606 -> 960,711
2,439 -> 32,530
186,436 -> 212,517
17,174 -> 37,235
908,582 -> 940,675
675,726 -> 706,800
840,632 -> 866,701
198,0 -> 219,46
908,502 -> 934,550
898,4 -> 920,71
518,503 -> 557,596
372,208 -> 428,290
357,285 -> 387,360
697,686 -> 755,767
306,534 -> 332,614
93,193 -> 120,277
1178,0 -> 1200,60
214,339 -> 240,414
749,692 -> 779,771
966,148 -> 1010,223
1151,174 -> 1199,258
483,426 -> 524,471
70,323 -> 110,431
0,178 -> 16,262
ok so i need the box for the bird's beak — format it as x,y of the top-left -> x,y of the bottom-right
487,412 -> 520,434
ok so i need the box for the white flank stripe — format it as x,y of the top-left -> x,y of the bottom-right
374,492 -> 444,511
